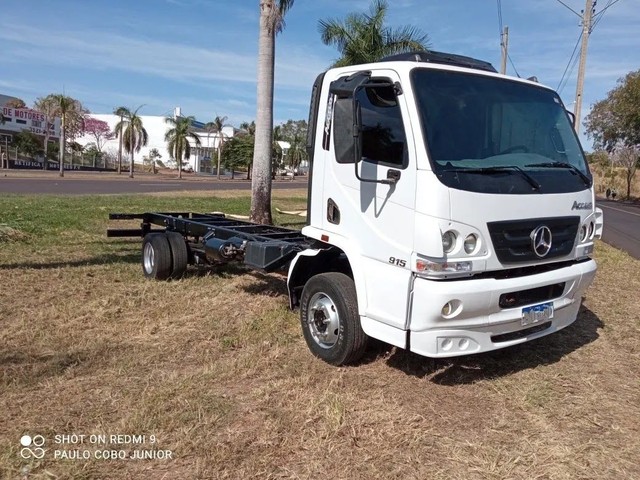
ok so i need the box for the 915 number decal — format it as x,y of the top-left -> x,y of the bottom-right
389,257 -> 406,268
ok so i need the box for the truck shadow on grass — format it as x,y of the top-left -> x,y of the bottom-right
240,271 -> 289,297
383,305 -> 603,385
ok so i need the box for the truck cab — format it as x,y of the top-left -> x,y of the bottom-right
288,51 -> 602,365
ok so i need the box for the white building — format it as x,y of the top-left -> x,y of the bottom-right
76,107 -> 236,174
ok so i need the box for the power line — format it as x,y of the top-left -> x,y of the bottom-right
557,30 -> 583,90
592,0 -> 621,30
559,45 -> 581,94
555,0 -> 582,17
593,0 -> 621,20
507,53 -> 520,78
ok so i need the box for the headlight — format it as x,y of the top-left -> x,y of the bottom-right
464,234 -> 478,254
442,231 -> 457,253
580,224 -> 588,242
588,221 -> 594,239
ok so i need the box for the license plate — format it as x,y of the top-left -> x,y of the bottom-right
521,302 -> 554,326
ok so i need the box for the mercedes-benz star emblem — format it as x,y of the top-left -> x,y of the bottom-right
531,225 -> 552,257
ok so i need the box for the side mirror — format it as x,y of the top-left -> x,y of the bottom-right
566,110 -> 576,128
333,97 -> 359,164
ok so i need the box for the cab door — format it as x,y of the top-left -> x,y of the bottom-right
323,69 -> 417,330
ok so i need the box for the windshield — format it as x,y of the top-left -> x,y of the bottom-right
411,69 -> 591,194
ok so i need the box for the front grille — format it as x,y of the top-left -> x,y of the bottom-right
499,282 -> 565,309
488,217 -> 580,264
491,321 -> 552,343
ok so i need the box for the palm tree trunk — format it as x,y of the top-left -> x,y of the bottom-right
59,115 -> 65,178
117,117 -> 123,174
217,140 -> 222,180
250,0 -> 276,225
178,139 -> 183,180
129,128 -> 134,178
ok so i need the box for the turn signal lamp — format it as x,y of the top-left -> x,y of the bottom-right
416,258 -> 472,276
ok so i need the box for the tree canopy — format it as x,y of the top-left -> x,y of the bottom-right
278,119 -> 308,172
584,69 -> 640,199
584,69 -> 640,151
84,116 -> 113,153
14,130 -> 42,157
319,0 -> 430,67
5,98 -> 26,109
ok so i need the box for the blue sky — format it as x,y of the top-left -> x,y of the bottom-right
1,0 -> 638,149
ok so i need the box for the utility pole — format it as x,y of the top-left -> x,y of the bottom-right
573,0 -> 594,134
500,26 -> 509,75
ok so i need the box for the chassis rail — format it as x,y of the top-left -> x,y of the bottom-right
108,212 -> 312,271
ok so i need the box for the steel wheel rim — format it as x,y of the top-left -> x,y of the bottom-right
308,292 -> 340,349
143,242 -> 155,274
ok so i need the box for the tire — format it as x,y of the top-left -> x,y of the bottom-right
142,233 -> 172,280
300,272 -> 368,366
165,231 -> 188,280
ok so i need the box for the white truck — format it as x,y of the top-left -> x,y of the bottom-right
109,51 -> 603,366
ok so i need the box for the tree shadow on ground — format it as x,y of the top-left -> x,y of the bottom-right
383,305 -> 603,385
0,252 -> 140,270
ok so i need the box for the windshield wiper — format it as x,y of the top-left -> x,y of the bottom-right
524,161 -> 592,187
442,165 -> 541,191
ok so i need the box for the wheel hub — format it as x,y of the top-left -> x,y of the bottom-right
308,292 -> 340,349
143,242 -> 155,274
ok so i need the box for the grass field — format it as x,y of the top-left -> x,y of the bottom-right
1,191 -> 639,479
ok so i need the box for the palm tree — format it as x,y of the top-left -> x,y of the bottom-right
165,116 -> 201,179
287,130 -> 306,174
46,94 -> 85,177
251,0 -> 295,225
204,115 -> 229,180
319,0 -> 430,67
240,121 -> 256,136
113,106 -> 129,174
115,106 -> 148,178
33,96 -> 59,170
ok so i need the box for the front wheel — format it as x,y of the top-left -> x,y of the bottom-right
300,272 -> 368,366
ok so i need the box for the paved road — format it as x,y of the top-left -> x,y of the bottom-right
2,173 -> 637,259
597,199 -> 640,260
0,174 -> 307,194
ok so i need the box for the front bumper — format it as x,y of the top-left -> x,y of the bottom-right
409,259 -> 597,357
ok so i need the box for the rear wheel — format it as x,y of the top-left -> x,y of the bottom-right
165,231 -> 188,279
142,233 -> 172,280
300,272 -> 368,366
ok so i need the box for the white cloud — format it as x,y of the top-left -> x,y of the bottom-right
0,22 -> 323,91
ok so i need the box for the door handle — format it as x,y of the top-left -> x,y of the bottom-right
386,169 -> 401,185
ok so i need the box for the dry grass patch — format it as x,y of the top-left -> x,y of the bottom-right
0,224 -> 29,242
1,192 -> 639,479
